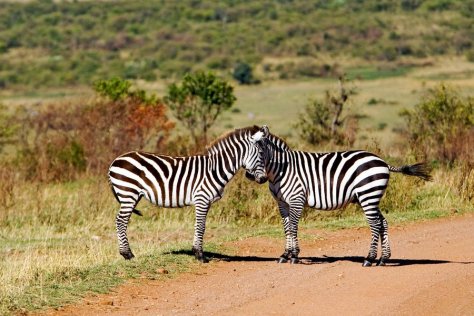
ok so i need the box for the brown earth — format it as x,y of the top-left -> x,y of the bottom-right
47,214 -> 474,316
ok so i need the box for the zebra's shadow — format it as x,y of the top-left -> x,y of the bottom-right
167,250 -> 474,266
298,255 -> 474,266
168,249 -> 276,262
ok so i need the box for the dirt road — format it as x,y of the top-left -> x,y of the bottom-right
49,214 -> 474,315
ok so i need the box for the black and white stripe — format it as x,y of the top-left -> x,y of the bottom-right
254,128 -> 431,266
109,126 -> 269,262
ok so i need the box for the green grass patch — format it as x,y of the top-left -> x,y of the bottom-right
345,65 -> 412,81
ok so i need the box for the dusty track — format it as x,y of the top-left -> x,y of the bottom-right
48,214 -> 474,315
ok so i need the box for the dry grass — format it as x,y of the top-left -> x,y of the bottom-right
2,164 -> 473,313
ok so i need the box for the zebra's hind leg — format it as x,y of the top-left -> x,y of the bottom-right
192,201 -> 211,263
376,214 -> 391,266
116,202 -> 137,260
362,207 -> 383,267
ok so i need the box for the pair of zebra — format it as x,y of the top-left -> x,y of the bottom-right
108,125 -> 431,266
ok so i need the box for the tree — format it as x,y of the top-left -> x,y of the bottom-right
296,76 -> 357,146
165,71 -> 236,145
233,62 -> 255,85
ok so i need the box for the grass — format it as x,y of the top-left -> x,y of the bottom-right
1,167 -> 473,314
345,65 -> 413,81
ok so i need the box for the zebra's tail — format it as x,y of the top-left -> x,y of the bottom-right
388,163 -> 432,181
132,209 -> 143,216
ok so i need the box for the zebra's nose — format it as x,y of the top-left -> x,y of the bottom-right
256,176 -> 268,184
245,171 -> 256,181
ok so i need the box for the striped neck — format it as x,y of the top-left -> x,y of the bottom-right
265,133 -> 291,183
206,131 -> 253,186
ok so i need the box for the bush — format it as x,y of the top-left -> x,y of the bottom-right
401,84 -> 474,164
14,79 -> 174,182
233,62 -> 258,85
295,78 -> 358,146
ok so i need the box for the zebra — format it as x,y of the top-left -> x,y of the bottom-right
250,126 -> 432,266
108,125 -> 269,263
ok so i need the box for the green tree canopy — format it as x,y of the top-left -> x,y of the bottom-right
165,71 -> 236,145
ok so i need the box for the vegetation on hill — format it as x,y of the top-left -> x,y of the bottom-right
0,0 -> 473,89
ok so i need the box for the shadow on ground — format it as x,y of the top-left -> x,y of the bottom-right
167,250 -> 474,266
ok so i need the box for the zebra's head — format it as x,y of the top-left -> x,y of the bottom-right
244,125 -> 269,184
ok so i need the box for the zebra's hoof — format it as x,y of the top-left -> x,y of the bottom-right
120,251 -> 135,260
362,259 -> 372,267
192,248 -> 209,263
278,257 -> 288,263
290,258 -> 300,264
376,258 -> 387,266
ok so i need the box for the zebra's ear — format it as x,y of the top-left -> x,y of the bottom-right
260,125 -> 269,138
250,130 -> 264,143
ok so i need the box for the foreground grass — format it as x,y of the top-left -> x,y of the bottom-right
0,167 -> 473,315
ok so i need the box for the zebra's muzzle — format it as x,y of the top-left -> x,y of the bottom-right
245,171 -> 255,181
246,171 -> 267,184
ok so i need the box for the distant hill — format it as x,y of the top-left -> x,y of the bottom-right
0,0 -> 473,89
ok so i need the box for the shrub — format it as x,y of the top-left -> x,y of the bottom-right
232,62 -> 258,85
295,78 -> 358,146
401,84 -> 474,164
14,78 -> 174,182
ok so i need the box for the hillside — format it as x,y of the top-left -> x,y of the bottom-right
0,0 -> 473,90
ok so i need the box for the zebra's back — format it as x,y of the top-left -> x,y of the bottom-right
109,151 -> 207,207
287,150 -> 390,210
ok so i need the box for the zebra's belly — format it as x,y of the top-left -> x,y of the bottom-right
141,191 -> 193,208
306,199 -> 349,210
306,191 -> 352,210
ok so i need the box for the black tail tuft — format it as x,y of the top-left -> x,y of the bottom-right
132,209 -> 143,216
400,163 -> 432,181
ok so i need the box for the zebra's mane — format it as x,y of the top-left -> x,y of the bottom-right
268,133 -> 291,152
205,125 -> 261,154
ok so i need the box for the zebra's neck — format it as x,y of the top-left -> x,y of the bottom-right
206,139 -> 242,186
266,150 -> 290,183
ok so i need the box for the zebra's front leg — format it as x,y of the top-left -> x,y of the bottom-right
192,201 -> 211,263
362,208 -> 383,267
277,200 -> 291,263
377,214 -> 391,266
288,203 -> 303,264
116,205 -> 135,260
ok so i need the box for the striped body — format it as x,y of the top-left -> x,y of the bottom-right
269,150 -> 389,211
110,153 -> 213,207
109,126 -> 269,262
259,132 -> 431,266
